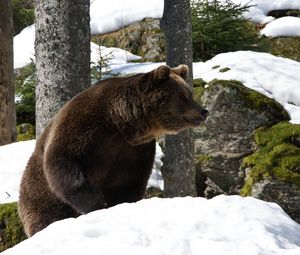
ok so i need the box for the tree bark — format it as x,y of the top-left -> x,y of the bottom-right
160,0 -> 197,197
0,0 -> 16,145
35,0 -> 91,136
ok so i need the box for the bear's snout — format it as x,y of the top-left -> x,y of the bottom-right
183,107 -> 208,127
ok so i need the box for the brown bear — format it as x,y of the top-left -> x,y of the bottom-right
18,64 -> 208,237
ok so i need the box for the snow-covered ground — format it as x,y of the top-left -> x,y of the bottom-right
260,16 -> 300,37
90,42 -> 141,65
3,195 -> 300,255
226,0 -> 300,24
90,0 -> 163,34
14,25 -> 142,69
0,141 -> 35,203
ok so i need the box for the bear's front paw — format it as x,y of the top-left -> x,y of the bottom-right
89,192 -> 107,212
66,185 -> 106,214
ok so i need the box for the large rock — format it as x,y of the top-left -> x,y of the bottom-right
93,18 -> 165,62
194,80 -> 289,198
252,181 -> 300,223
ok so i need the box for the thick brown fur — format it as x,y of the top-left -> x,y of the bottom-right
18,65 -> 208,236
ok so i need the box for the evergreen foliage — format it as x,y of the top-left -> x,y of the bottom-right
191,0 -> 267,61
91,43 -> 113,82
15,62 -> 36,125
12,0 -> 34,35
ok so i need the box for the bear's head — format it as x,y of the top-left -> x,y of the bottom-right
134,64 -> 208,143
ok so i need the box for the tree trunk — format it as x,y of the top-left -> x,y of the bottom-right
0,0 -> 16,145
160,0 -> 197,197
35,0 -> 91,136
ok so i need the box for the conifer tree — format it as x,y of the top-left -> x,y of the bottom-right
160,0 -> 197,197
192,0 -> 264,61
0,0 -> 16,145
35,0 -> 91,135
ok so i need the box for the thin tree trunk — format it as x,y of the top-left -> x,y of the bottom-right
35,0 -> 91,136
160,0 -> 197,197
0,0 -> 16,145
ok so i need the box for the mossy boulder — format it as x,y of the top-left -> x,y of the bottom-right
241,122 -> 300,223
0,203 -> 26,252
92,18 -> 165,62
194,79 -> 289,198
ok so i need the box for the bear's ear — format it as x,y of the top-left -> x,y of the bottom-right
172,64 -> 189,80
153,65 -> 170,82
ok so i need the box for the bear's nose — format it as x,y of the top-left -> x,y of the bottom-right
201,109 -> 209,120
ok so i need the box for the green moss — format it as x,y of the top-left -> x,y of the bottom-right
91,34 -> 119,48
212,65 -> 220,69
145,187 -> 164,198
241,122 -> 300,196
193,79 -> 207,103
246,90 -> 287,118
219,67 -> 231,72
195,154 -> 212,166
17,123 -> 35,141
0,203 -> 27,252
240,177 -> 254,197
208,79 -> 244,88
194,78 -> 207,88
